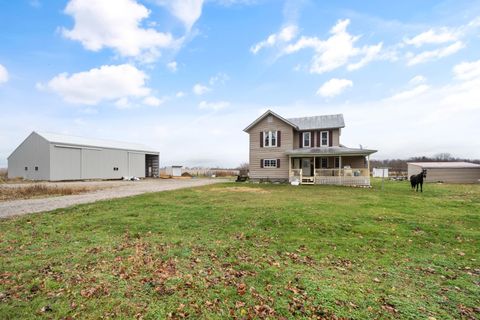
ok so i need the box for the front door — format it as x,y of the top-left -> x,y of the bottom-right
302,158 -> 311,176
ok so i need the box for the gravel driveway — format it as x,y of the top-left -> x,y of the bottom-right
0,178 -> 226,219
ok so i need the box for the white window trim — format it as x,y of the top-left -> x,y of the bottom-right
320,131 -> 329,147
302,132 -> 311,148
263,131 -> 278,148
263,159 -> 277,168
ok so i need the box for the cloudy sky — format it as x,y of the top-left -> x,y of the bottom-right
1,0 -> 480,167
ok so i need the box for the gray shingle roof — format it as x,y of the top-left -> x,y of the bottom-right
286,146 -> 376,156
36,131 -> 158,153
287,114 -> 345,130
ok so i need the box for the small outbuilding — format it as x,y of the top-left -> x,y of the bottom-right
408,162 -> 480,184
372,168 -> 389,178
8,131 -> 159,181
166,165 -> 183,177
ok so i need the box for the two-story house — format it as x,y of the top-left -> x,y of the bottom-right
243,110 -> 377,186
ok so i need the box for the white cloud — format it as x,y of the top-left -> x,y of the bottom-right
453,59 -> 480,81
155,0 -> 204,30
404,28 -> 458,47
62,0 -> 177,61
0,64 -> 8,85
251,25 -> 299,54
283,19 -> 384,74
316,78 -> 353,98
176,91 -> 185,98
143,96 -> 164,107
409,75 -> 426,85
42,64 -> 150,105
389,84 -> 430,100
166,61 -> 178,72
198,100 -> 230,111
114,97 -> 132,109
406,41 -> 464,66
192,83 -> 210,95
191,73 -> 228,95
209,72 -> 229,86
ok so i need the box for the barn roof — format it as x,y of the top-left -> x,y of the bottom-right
35,131 -> 158,153
408,162 -> 480,169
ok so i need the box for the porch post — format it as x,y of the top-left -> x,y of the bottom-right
367,155 -> 370,177
313,156 -> 316,181
288,156 -> 292,181
339,156 -> 342,176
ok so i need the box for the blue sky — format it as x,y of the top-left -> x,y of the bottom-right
1,0 -> 480,167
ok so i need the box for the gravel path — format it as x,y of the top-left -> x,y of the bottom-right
0,179 -> 226,219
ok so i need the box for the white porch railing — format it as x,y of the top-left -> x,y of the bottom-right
289,168 -> 370,186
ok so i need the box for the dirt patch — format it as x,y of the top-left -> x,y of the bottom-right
208,187 -> 271,194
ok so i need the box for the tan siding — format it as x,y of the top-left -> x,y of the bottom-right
341,156 -> 366,168
248,116 -> 294,180
293,129 -> 340,148
408,164 -> 480,183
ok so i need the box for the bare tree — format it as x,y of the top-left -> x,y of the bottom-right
237,162 -> 249,175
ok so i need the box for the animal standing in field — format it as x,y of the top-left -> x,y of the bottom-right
410,169 -> 427,192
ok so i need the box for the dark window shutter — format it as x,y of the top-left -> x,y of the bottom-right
260,132 -> 263,147
260,159 -> 264,168
299,132 -> 303,148
311,131 -> 314,147
329,130 -> 333,146
317,131 -> 320,147
277,159 -> 280,168
277,131 -> 281,147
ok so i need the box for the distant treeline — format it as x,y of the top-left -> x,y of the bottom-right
371,153 -> 480,171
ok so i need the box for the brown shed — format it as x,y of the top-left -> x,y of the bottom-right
407,162 -> 480,184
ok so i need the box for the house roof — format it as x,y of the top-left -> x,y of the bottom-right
35,131 -> 158,153
287,114 -> 345,130
243,110 -> 298,132
243,110 -> 345,132
408,162 -> 480,169
286,146 -> 377,156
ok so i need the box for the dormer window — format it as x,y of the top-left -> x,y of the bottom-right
263,131 -> 277,147
302,132 -> 311,148
321,131 -> 329,146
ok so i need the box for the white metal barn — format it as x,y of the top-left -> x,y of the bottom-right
372,168 -> 389,178
408,162 -> 480,184
8,131 -> 159,181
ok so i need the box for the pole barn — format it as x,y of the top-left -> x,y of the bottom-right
7,131 -> 159,181
407,162 -> 480,184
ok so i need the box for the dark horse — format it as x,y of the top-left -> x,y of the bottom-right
410,169 -> 427,192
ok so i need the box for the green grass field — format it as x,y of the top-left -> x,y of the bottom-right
1,180 -> 479,319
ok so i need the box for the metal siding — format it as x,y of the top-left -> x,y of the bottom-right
408,164 -> 480,183
81,149 -> 104,179
50,146 -> 81,181
128,152 -> 145,177
7,132 -> 50,180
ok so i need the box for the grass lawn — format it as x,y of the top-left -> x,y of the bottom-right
1,180 -> 479,319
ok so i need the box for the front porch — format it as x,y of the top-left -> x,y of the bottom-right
288,154 -> 371,186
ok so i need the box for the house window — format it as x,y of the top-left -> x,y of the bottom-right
303,132 -> 311,148
263,159 -> 277,168
35,166 -> 39,171
334,157 -> 340,168
321,131 -> 329,146
321,158 -> 328,168
263,131 -> 277,147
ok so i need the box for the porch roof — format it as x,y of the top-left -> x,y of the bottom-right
286,146 -> 377,156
